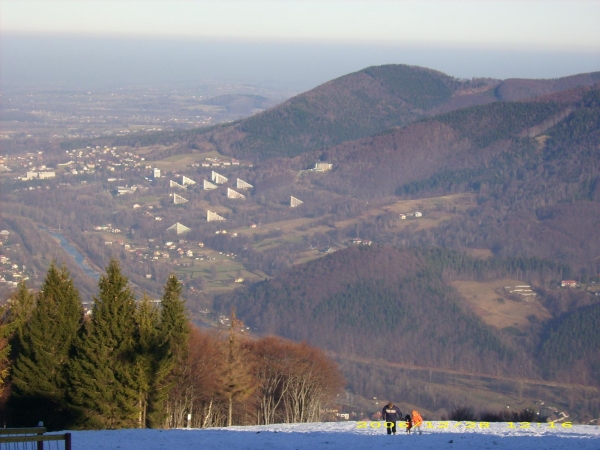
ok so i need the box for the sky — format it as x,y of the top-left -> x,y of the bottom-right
1,0 -> 599,91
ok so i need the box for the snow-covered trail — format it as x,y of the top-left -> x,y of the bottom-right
62,421 -> 600,450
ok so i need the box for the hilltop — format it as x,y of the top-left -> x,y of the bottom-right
186,66 -> 600,160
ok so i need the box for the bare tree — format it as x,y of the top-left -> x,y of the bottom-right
220,311 -> 257,426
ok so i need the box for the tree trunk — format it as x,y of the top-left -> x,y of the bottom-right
228,396 -> 233,427
202,399 -> 213,428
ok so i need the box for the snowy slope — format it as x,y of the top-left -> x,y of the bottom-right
60,421 -> 600,450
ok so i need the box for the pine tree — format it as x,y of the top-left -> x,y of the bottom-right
68,260 -> 139,429
0,281 -> 34,403
10,264 -> 82,429
134,294 -> 159,428
6,281 -> 35,354
146,274 -> 190,427
0,304 -> 12,396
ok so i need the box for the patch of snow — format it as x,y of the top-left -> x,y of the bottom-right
54,421 -> 600,450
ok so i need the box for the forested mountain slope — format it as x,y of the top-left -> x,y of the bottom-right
187,66 -> 600,160
218,245 -> 569,379
217,246 -> 600,415
304,85 -> 597,198
538,303 -> 600,386
278,85 -> 600,271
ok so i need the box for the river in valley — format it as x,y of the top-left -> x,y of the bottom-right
41,227 -> 100,280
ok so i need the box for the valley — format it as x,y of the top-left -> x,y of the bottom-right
1,64 -> 599,421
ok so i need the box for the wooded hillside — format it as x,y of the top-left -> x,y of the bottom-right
216,245 -> 600,417
187,66 -> 600,160
218,246 -> 574,378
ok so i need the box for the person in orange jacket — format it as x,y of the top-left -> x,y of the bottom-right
411,410 -> 424,435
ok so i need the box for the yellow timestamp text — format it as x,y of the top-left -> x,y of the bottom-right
356,421 -> 573,429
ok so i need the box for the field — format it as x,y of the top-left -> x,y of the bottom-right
335,193 -> 476,231
228,193 -> 477,257
173,250 -> 268,292
149,150 -> 222,171
451,279 -> 552,329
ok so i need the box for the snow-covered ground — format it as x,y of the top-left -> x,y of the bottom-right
61,421 -> 600,450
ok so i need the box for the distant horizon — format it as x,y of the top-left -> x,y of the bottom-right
2,33 -> 598,93
3,1 -> 598,52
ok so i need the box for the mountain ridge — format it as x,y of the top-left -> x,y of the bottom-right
192,65 -> 600,160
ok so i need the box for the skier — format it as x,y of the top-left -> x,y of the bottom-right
381,402 -> 403,435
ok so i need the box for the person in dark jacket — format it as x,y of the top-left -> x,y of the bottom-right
405,414 -> 413,434
382,402 -> 403,435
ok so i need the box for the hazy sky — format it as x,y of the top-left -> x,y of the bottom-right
2,0 -> 599,90
3,0 -> 599,50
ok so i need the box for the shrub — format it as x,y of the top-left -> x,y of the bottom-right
449,406 -> 477,421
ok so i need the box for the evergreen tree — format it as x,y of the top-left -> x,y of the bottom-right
68,260 -> 139,429
0,304 -> 12,396
0,281 -> 34,406
146,274 -> 190,427
10,264 -> 82,429
134,294 -> 159,428
6,281 -> 35,355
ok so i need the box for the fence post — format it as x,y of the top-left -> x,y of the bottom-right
36,424 -> 44,450
65,433 -> 72,450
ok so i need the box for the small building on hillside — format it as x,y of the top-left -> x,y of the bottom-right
38,171 -> 56,179
314,162 -> 332,171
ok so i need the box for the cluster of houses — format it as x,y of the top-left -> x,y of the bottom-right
98,234 -> 221,267
559,279 -> 599,295
1,151 -> 334,292
3,152 -> 44,170
5,146 -> 156,183
3,148 -> 252,196
400,211 -> 423,220
93,224 -> 122,234
0,248 -> 29,287
199,157 -> 242,168
1,153 -> 58,180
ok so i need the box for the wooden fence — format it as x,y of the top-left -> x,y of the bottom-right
0,427 -> 71,450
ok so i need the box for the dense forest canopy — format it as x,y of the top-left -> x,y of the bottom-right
217,246 -> 590,378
